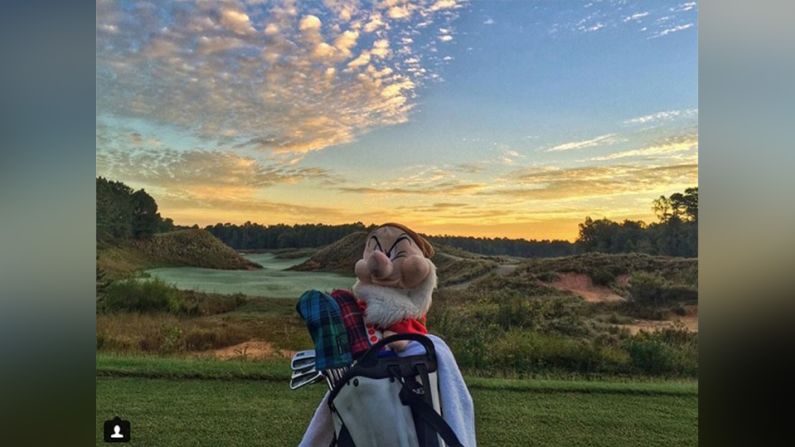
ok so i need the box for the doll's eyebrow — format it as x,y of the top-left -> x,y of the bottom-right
369,235 -> 385,253
386,234 -> 411,255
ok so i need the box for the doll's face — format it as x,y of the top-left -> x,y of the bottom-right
354,225 -> 431,289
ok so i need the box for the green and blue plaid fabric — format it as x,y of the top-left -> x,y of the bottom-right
296,289 -> 352,370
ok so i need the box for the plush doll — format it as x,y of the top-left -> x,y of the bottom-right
298,223 -> 477,447
331,222 -> 437,352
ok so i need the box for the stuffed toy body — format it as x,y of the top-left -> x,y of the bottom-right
297,223 -> 477,446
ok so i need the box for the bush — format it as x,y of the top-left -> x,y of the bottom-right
628,272 -> 698,307
623,329 -> 697,375
100,279 -> 246,315
591,268 -> 616,286
487,330 -> 630,375
535,271 -> 560,282
102,278 -> 180,313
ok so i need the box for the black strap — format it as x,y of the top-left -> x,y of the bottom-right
399,379 -> 465,447
331,425 -> 354,447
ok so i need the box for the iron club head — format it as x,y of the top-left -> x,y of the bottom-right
291,365 -> 317,380
289,370 -> 324,390
291,350 -> 316,371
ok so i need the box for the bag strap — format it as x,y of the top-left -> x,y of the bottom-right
399,376 -> 465,447
356,333 -> 436,367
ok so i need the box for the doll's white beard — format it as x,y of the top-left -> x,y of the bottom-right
352,262 -> 437,329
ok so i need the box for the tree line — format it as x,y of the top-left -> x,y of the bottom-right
207,187 -> 697,258
577,187 -> 698,257
96,177 -> 176,243
98,177 -> 697,258
428,236 -> 576,258
205,222 -> 368,249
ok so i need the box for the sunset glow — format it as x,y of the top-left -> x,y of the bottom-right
97,0 -> 698,241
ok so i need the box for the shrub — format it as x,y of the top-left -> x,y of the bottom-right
102,278 -> 179,313
623,329 -> 697,375
535,271 -> 560,282
488,330 -> 630,375
591,268 -> 616,286
629,272 -> 698,306
100,279 -> 246,315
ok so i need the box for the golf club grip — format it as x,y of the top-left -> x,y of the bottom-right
357,333 -> 435,367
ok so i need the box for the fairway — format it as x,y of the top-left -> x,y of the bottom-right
143,253 -> 355,298
96,374 -> 697,446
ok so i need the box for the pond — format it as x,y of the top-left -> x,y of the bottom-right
144,252 -> 354,299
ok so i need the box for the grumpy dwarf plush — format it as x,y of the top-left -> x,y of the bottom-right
331,223 -> 437,352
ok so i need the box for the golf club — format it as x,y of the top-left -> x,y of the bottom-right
291,350 -> 316,370
290,370 -> 324,390
291,365 -> 317,380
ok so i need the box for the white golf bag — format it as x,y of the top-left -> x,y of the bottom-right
325,333 -> 464,447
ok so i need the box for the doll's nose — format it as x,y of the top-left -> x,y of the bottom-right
366,251 -> 393,279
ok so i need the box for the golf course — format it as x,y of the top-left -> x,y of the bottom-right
96,354 -> 697,446
96,181 -> 699,445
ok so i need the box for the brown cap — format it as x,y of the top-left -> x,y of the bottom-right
373,222 -> 435,258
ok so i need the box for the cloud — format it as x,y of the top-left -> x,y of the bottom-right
334,29 -> 359,56
363,13 -> 385,32
583,22 -> 605,32
299,15 -> 322,31
483,18 -> 495,25
371,39 -> 391,58
589,134 -> 698,161
347,50 -> 371,68
97,0 -> 465,156
96,148 -> 331,193
338,182 -> 485,196
388,6 -> 411,20
624,108 -> 698,125
454,162 -> 486,174
672,2 -> 697,13
483,163 -> 698,200
220,8 -> 256,35
623,12 -> 649,22
544,133 -> 622,152
430,0 -> 459,12
649,23 -> 694,39
335,165 -> 486,196
564,2 -> 696,39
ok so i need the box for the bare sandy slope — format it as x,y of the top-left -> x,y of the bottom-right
547,273 -> 626,303
203,340 -> 295,361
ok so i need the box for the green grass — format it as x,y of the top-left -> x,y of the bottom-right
96,354 -> 697,446
98,229 -> 261,280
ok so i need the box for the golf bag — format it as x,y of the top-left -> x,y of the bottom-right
326,333 -> 463,447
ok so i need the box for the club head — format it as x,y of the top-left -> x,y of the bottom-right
291,350 -> 316,371
289,370 -> 324,390
291,365 -> 317,380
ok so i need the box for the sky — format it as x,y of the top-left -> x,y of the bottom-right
96,0 -> 698,241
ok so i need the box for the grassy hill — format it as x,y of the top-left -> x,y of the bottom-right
289,230 -> 507,287
288,231 -> 697,294
98,229 -> 261,280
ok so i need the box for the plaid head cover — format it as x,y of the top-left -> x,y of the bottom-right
296,290 -> 352,370
330,289 -> 370,358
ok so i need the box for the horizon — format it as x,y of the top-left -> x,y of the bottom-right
96,0 -> 698,241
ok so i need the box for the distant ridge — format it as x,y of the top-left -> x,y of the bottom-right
289,231 -> 501,287
99,229 -> 261,279
288,231 -> 367,274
